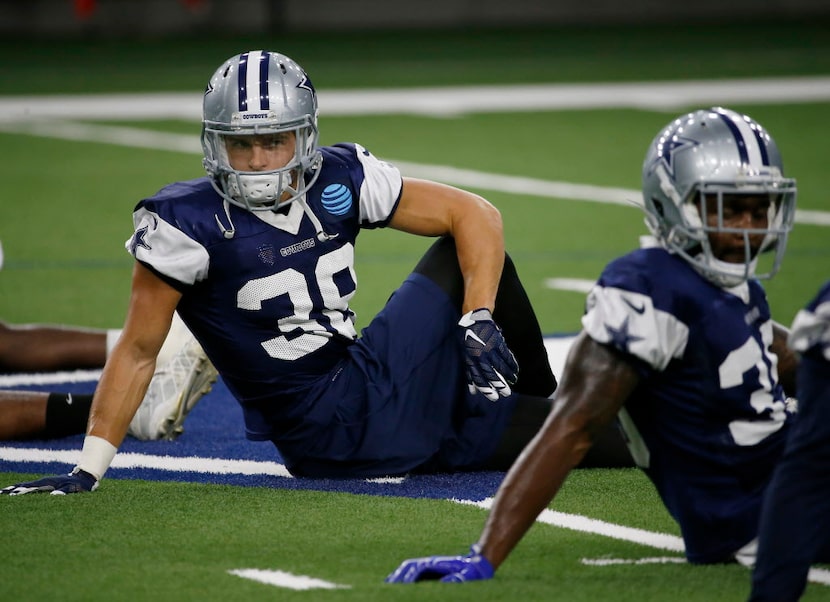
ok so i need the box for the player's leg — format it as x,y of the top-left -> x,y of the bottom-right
280,272 -> 468,477
482,394 -> 634,470
0,321 -> 115,372
0,391 -> 92,440
127,313 -> 217,440
0,310 -> 188,374
412,237 -> 557,397
493,253 -> 558,396
750,355 -> 830,601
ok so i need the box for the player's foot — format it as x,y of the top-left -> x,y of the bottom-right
127,336 -> 217,441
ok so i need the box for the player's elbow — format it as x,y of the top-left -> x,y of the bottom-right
479,197 -> 503,230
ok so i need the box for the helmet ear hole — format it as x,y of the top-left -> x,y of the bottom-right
652,199 -> 665,218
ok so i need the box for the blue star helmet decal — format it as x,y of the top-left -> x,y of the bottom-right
650,134 -> 699,179
297,72 -> 316,95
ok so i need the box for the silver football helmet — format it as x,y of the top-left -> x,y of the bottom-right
641,107 -> 796,288
201,50 -> 322,212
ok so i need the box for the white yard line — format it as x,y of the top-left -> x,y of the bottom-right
0,446 -> 294,478
1,78 -> 829,224
544,278 -> 596,294
0,369 -> 102,386
2,76 -> 830,120
228,568 -> 350,590
0,120 -> 826,227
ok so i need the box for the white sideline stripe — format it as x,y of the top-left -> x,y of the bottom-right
544,277 -> 596,294
0,446 -> 294,478
228,568 -> 350,590
0,120 -> 202,153
543,335 -> 576,382
2,77 -> 830,120
365,476 -> 407,484
452,497 -> 685,552
809,568 -> 830,586
582,557 -> 686,566
394,160 -> 640,207
0,369 -> 102,387
0,120 -> 826,227
0,446 -> 408,486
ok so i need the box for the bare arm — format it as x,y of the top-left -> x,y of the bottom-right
388,177 -> 505,313
86,262 -> 182,447
477,332 -> 642,569
771,320 -> 798,398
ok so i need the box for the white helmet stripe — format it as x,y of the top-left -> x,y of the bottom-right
242,50 -> 266,112
714,107 -> 769,167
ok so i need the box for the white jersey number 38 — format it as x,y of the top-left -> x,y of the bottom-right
237,244 -> 357,360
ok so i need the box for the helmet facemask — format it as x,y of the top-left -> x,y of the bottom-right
671,182 -> 796,288
202,123 -> 321,212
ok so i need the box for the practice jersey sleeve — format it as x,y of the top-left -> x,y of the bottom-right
581,252 -> 691,372
788,280 -> 830,361
341,143 -> 402,228
127,205 -> 210,286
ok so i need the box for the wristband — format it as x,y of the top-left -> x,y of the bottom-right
459,308 -> 493,327
76,435 -> 118,480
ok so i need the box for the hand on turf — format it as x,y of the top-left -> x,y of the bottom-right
385,546 -> 495,583
0,468 -> 98,496
459,308 -> 518,401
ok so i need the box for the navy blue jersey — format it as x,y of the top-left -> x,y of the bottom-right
750,281 -> 830,600
127,143 -> 401,431
124,143 -> 513,477
581,247 -> 792,563
789,280 -> 830,363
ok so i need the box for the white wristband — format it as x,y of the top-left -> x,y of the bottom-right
77,435 -> 118,480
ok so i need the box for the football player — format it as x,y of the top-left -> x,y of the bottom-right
2,50 -> 630,495
386,107 -> 816,583
749,280 -> 830,601
0,314 -> 216,441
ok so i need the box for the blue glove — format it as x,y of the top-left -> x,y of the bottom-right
0,468 -> 98,496
459,308 -> 519,401
385,545 -> 495,583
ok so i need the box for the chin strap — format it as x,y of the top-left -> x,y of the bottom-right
214,199 -> 236,239
296,195 -> 338,242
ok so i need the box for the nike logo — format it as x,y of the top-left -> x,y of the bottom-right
464,330 -> 487,346
622,296 -> 646,314
66,393 -> 73,406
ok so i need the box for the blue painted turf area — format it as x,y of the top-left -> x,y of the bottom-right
1,376 -> 508,501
